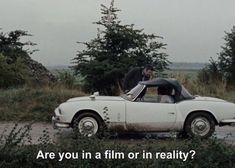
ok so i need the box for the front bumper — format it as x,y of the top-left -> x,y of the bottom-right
52,116 -> 70,129
219,119 -> 235,126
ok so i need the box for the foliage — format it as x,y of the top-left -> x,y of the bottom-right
73,0 -> 170,95
0,29 -> 36,62
218,27 -> 235,84
0,86 -> 85,122
0,29 -> 36,88
197,58 -> 223,84
199,26 -> 235,85
56,70 -> 77,89
173,73 -> 227,99
0,53 -> 29,88
1,124 -> 235,167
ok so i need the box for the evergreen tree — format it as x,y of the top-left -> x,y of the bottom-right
73,0 -> 170,95
0,53 -> 29,88
218,26 -> 235,84
0,29 -> 36,63
199,26 -> 235,85
198,58 -> 222,84
0,29 -> 36,88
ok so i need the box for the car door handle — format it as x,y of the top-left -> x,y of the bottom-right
168,112 -> 175,115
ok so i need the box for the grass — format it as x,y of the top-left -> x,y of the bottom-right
172,72 -> 229,99
0,85 -> 86,122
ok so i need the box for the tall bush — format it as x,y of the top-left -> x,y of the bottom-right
0,53 -> 29,88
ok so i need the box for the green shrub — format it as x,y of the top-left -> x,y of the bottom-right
0,53 -> 29,88
1,124 -> 235,168
56,70 -> 77,89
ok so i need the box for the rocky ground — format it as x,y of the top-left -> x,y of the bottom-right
25,56 -> 56,83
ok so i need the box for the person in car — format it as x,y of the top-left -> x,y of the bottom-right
157,86 -> 174,103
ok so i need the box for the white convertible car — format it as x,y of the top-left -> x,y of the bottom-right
52,78 -> 235,138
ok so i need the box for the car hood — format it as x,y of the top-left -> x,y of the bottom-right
67,96 -> 124,102
193,96 -> 226,102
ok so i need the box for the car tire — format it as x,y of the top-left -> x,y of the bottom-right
184,112 -> 215,138
72,112 -> 104,137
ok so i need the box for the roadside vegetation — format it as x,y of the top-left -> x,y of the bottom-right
0,86 -> 85,122
1,123 -> 235,168
197,26 -> 235,89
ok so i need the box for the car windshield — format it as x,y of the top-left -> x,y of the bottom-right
181,85 -> 194,99
122,84 -> 145,101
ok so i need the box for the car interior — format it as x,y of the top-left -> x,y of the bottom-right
135,85 -> 175,103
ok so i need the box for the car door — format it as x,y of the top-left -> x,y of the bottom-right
125,87 -> 176,132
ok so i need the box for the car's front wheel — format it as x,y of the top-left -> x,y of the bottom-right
73,112 -> 103,137
184,112 -> 215,138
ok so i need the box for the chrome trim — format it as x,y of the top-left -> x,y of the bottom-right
52,116 -> 70,129
220,119 -> 235,123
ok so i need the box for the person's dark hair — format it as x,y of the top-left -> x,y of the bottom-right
144,65 -> 154,71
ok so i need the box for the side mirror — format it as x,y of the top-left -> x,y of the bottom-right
89,91 -> 99,100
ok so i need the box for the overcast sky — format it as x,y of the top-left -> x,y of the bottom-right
1,0 -> 235,66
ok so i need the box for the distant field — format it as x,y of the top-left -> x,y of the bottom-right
47,65 -> 72,77
168,62 -> 206,70
164,69 -> 199,79
47,63 -> 203,80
